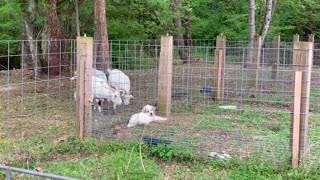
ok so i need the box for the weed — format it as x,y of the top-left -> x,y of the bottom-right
150,144 -> 194,162
55,142 -> 71,153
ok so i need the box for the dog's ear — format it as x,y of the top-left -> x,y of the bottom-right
141,106 -> 148,113
151,106 -> 155,111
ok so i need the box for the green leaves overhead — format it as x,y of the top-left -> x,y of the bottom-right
1,0 -> 320,40
0,0 -> 21,40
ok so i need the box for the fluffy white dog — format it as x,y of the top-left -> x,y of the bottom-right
127,105 -> 167,128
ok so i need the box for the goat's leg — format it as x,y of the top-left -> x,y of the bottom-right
113,104 -> 117,114
97,99 -> 104,113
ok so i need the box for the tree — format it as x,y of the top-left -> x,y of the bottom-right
258,0 -> 273,44
44,0 -> 64,75
246,0 -> 255,66
20,0 -> 39,78
93,0 -> 109,71
75,0 -> 80,36
171,0 -> 189,64
185,7 -> 192,47
246,0 -> 273,66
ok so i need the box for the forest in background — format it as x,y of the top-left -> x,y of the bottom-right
1,0 -> 320,41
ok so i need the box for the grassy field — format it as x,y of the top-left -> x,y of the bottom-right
0,137 -> 319,179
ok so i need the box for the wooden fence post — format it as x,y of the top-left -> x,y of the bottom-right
213,34 -> 226,100
271,35 -> 280,79
308,34 -> 314,43
76,36 -> 93,138
293,34 -> 300,42
291,71 -> 302,168
157,35 -> 173,116
291,41 -> 313,164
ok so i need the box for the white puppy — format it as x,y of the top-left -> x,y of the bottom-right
127,105 -> 167,128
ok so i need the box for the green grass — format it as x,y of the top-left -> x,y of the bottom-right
1,138 -> 319,179
43,150 -> 161,179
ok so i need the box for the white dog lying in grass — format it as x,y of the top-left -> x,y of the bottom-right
127,105 -> 168,128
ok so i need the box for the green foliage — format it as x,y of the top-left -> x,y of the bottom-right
226,156 -> 287,179
2,0 -> 320,42
150,144 -> 194,162
0,0 -> 21,40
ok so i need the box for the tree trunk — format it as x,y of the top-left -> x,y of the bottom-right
185,8 -> 192,47
75,0 -> 80,36
246,0 -> 255,66
45,0 -> 64,75
172,0 -> 189,64
259,0 -> 273,45
20,0 -> 39,78
93,0 -> 109,71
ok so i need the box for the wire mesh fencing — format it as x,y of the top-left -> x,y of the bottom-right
85,38 -> 320,165
0,37 -> 319,167
0,39 -> 77,164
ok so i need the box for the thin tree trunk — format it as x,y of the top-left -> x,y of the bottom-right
172,0 -> 189,64
185,8 -> 192,47
93,0 -> 109,71
45,0 -> 64,75
75,0 -> 80,36
246,0 -> 255,67
20,0 -> 39,78
259,0 -> 273,45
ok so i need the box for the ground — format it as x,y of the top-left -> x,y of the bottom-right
0,61 -> 320,167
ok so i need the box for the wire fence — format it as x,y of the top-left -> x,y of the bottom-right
0,37 -> 319,171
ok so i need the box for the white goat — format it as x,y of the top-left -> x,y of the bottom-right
92,76 -> 123,113
71,69 -> 108,103
107,69 -> 133,105
93,68 -> 108,82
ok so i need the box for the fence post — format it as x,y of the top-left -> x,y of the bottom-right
293,34 -> 300,42
213,34 -> 226,100
308,34 -> 314,43
291,71 -> 302,168
157,35 -> 173,116
291,41 -> 313,165
76,36 -> 93,138
271,35 -> 280,79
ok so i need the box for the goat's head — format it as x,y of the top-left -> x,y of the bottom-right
110,88 -> 123,105
123,94 -> 134,105
118,90 -> 133,105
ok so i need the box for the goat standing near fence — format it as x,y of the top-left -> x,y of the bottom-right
107,68 -> 134,105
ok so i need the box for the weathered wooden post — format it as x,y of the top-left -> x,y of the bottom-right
291,71 -> 302,168
308,34 -> 314,43
76,36 -> 93,138
157,35 -> 173,116
290,40 -> 313,166
212,34 -> 226,100
293,34 -> 300,42
271,35 -> 280,79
